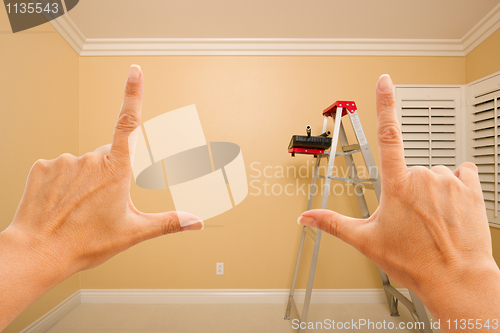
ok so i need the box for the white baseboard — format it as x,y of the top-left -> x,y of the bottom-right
80,288 -> 410,305
20,288 -> 411,332
20,291 -> 80,333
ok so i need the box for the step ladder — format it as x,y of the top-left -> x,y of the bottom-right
284,101 -> 432,333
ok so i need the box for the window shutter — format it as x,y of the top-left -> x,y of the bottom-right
396,87 -> 462,170
468,73 -> 500,228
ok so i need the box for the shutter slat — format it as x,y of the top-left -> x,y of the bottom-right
473,109 -> 494,122
401,100 -> 455,108
472,100 -> 495,114
472,128 -> 495,139
430,109 -> 456,117
480,174 -> 496,182
404,141 -> 429,148
405,157 -> 429,165
478,165 -> 496,173
473,137 -> 496,147
401,116 -> 429,124
431,141 -> 455,149
482,192 -> 499,201
404,149 -> 429,157
432,125 -> 455,133
401,124 -> 430,132
431,117 -> 455,125
403,133 -> 429,141
473,92 -> 499,106
474,155 -> 495,164
431,149 -> 455,157
401,108 -> 428,117
431,133 -> 455,140
473,146 -> 495,156
431,157 -> 455,165
472,119 -> 495,131
481,182 -> 495,191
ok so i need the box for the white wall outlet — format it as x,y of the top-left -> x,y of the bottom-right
216,263 -> 224,275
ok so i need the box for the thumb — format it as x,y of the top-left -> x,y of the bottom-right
298,209 -> 367,248
134,211 -> 204,242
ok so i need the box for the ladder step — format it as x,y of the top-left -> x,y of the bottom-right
335,150 -> 359,156
304,226 -> 317,241
342,143 -> 360,152
359,183 -> 374,190
317,176 -> 376,190
328,176 -> 378,184
383,285 -> 417,315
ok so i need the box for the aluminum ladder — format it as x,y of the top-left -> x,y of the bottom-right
284,101 -> 432,333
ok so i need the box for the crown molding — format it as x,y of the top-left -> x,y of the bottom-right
50,4 -> 500,57
462,2 -> 500,55
48,12 -> 85,54
79,37 -> 465,56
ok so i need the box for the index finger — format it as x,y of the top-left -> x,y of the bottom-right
109,65 -> 144,164
375,74 -> 408,187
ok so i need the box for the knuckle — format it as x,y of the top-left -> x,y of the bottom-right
58,153 -> 75,161
116,113 -> 140,133
56,153 -> 76,167
459,161 -> 478,172
409,165 -> 433,179
378,124 -> 402,145
430,165 -> 447,172
78,152 -> 100,166
161,219 -> 181,235
124,82 -> 142,98
443,174 -> 463,191
376,95 -> 396,110
323,217 -> 338,237
32,159 -> 49,172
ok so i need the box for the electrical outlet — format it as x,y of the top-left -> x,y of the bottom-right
216,263 -> 224,275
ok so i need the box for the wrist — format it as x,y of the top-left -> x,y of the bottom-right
415,258 -> 500,322
0,226 -> 70,289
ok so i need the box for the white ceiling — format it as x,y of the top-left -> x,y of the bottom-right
67,0 -> 500,39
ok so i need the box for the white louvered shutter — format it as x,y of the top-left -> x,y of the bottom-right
396,87 -> 463,169
468,73 -> 500,228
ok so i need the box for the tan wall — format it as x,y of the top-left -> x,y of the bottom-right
466,28 -> 500,83
0,10 -> 80,333
465,27 -> 500,265
78,56 -> 465,290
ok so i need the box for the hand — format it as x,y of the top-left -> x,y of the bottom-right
0,65 -> 203,330
298,75 -> 500,328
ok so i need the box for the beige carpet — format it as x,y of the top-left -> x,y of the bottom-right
46,303 -> 439,333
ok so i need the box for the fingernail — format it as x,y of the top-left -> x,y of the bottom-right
181,221 -> 204,231
176,211 -> 204,231
297,214 -> 317,227
377,74 -> 393,93
128,65 -> 141,83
